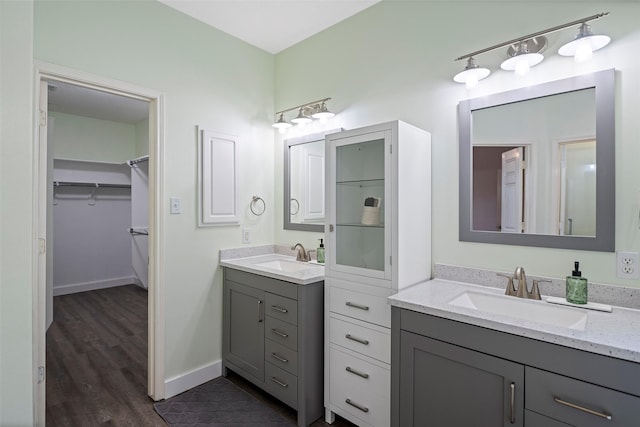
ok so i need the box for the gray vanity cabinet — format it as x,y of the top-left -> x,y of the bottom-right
399,330 -> 524,426
222,268 -> 324,427
391,307 -> 640,427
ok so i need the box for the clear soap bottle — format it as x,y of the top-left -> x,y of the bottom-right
566,261 -> 588,304
317,238 -> 325,264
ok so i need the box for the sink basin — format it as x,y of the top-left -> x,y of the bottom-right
448,291 -> 587,330
254,259 -> 318,272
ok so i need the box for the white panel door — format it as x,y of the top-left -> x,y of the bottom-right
501,147 -> 523,233
131,161 -> 149,288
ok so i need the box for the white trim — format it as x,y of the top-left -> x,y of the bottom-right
52,276 -> 143,296
32,62 -> 166,423
164,360 -> 222,399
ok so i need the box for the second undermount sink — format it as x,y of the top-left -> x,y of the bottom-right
448,291 -> 588,331
255,259 -> 319,272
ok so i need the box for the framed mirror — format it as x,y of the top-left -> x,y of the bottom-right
284,129 -> 342,232
459,69 -> 615,251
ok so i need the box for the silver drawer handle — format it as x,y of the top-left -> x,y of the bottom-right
271,377 -> 289,388
346,366 -> 369,379
345,301 -> 370,311
345,334 -> 369,345
271,352 -> 288,363
271,328 -> 288,338
509,382 -> 515,424
345,398 -> 369,413
258,300 -> 263,323
271,305 -> 288,313
554,397 -> 612,420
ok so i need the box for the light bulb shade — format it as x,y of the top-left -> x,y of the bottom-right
272,113 -> 292,130
291,108 -> 312,124
311,102 -> 335,120
501,52 -> 544,71
454,58 -> 491,88
559,23 -> 610,58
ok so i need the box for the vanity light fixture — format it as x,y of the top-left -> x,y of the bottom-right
558,22 -> 611,63
272,97 -> 335,133
453,57 -> 491,89
454,12 -> 610,86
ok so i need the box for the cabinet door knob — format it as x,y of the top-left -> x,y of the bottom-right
554,396 -> 612,420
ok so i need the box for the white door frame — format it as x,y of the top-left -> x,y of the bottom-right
32,61 -> 166,425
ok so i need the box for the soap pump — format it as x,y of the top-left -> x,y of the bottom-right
566,261 -> 588,304
317,238 -> 325,264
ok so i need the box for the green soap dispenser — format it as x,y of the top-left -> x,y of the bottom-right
566,261 -> 588,304
317,238 -> 325,264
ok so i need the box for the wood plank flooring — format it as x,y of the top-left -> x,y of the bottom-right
46,285 -> 355,427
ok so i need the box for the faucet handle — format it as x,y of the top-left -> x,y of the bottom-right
497,273 -> 517,296
307,249 -> 316,262
529,279 -> 551,300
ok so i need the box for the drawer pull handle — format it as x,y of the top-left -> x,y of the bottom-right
554,397 -> 612,420
509,382 -> 515,424
345,398 -> 369,413
345,334 -> 369,345
271,352 -> 288,363
271,305 -> 288,313
271,328 -> 288,338
346,366 -> 369,379
271,377 -> 289,388
346,301 -> 370,311
258,300 -> 263,323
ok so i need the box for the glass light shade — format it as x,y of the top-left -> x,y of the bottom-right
501,52 -> 544,74
559,35 -> 610,59
291,108 -> 312,125
454,58 -> 490,88
311,102 -> 335,121
272,113 -> 292,131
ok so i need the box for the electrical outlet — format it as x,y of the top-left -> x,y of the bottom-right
242,228 -> 251,244
616,251 -> 640,279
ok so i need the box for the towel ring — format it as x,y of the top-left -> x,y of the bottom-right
250,196 -> 266,216
290,198 -> 300,215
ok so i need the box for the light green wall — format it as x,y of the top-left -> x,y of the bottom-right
34,0 -> 275,383
135,118 -> 149,157
0,1 -> 35,425
274,1 -> 640,286
50,111 -> 137,162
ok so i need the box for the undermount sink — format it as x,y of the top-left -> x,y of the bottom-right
448,291 -> 588,331
254,259 -> 319,272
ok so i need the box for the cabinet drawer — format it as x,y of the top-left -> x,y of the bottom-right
329,286 -> 390,327
525,410 -> 571,427
265,362 -> 298,410
265,292 -> 298,325
265,316 -> 298,350
329,347 -> 390,427
526,367 -> 640,426
329,316 -> 390,363
265,338 -> 298,376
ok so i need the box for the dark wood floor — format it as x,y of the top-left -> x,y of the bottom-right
46,285 -> 355,426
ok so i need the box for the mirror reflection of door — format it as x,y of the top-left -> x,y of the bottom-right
558,140 -> 596,236
472,146 -> 524,232
289,139 -> 325,224
501,147 -> 524,233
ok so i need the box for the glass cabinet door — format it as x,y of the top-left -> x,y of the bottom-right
328,130 -> 391,280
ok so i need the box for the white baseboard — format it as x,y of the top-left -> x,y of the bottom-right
53,276 -> 142,296
164,360 -> 222,399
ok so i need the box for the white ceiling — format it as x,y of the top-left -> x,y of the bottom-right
47,0 -> 381,123
157,0 -> 381,54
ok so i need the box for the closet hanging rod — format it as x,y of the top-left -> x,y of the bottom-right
128,227 -> 148,236
53,181 -> 131,189
127,155 -> 149,166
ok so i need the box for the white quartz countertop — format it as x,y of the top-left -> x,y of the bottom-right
388,279 -> 640,363
220,253 -> 324,285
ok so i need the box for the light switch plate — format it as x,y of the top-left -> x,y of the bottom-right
170,197 -> 181,214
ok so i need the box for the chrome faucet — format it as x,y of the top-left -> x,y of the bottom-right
497,267 -> 542,300
291,243 -> 310,262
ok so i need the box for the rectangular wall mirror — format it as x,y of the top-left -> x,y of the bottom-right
458,69 -> 615,251
284,129 -> 342,232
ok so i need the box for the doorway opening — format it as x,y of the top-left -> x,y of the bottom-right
34,64 -> 165,425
